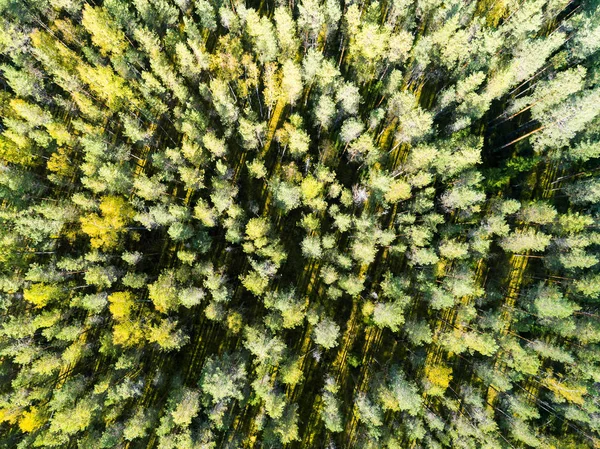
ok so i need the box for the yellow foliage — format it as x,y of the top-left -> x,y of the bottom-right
544,377 -> 587,405
62,340 -> 85,365
227,311 -> 243,334
241,271 -> 268,296
385,180 -> 411,203
81,5 -> 127,56
147,319 -> 186,351
425,363 -> 453,396
19,407 -> 45,433
47,147 -> 75,178
31,354 -> 62,376
108,291 -> 134,320
23,283 -> 62,308
0,135 -> 36,166
10,99 -> 49,127
46,122 -> 73,146
245,218 -> 269,241
301,176 -> 323,202
30,30 -> 78,71
80,196 -> 134,250
93,380 -> 109,394
194,200 -> 216,227
112,321 -> 143,347
362,300 -> 375,318
77,64 -> 133,110
0,407 -> 19,425
70,91 -> 104,121
281,358 -> 304,387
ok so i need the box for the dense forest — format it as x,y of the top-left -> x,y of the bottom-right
0,0 -> 599,447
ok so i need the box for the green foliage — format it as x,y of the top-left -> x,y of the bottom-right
199,353 -> 247,405
147,319 -> 188,352
313,318 -> 340,349
531,284 -> 580,319
377,367 -> 422,416
148,270 -> 179,313
321,377 -> 343,432
264,289 -> 306,329
372,300 -> 405,332
244,326 -> 285,366
301,235 -> 322,259
500,229 -> 552,253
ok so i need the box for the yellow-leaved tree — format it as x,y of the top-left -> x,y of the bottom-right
80,196 -> 134,250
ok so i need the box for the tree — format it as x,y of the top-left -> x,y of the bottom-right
124,407 -> 152,441
565,178 -> 600,205
81,5 -> 128,56
272,180 -> 302,212
244,326 -> 286,366
80,196 -> 134,250
423,363 -> 453,397
355,392 -> 384,434
274,403 -> 300,444
530,284 -> 580,319
372,300 -> 405,332
264,289 -> 307,329
336,82 -> 360,116
384,179 -> 411,203
559,248 -> 598,270
301,235 -> 322,259
346,13 -> 391,83
134,174 -> 167,201
518,202 -> 557,224
148,270 -> 180,313
313,318 -> 340,349
404,320 -> 432,345
49,396 -> 98,436
321,376 -> 343,432
574,273 -> 600,299
252,374 -> 286,419
276,119 -> 311,158
240,269 -> 269,296
19,407 -> 45,433
315,95 -> 336,129
340,118 -> 364,144
500,229 -> 552,253
238,117 -> 265,151
438,239 -> 469,260
245,9 -> 278,64
171,389 -> 200,427
147,319 -> 188,352
280,355 -> 304,387
178,287 -> 204,308
275,8 -> 299,60
377,367 -> 422,416
77,64 -> 135,111
199,352 -> 247,405
533,87 -> 600,153
297,0 -> 325,45
23,283 -> 62,308
281,60 -> 303,105
1,2 -> 599,448
388,91 -> 433,144
108,291 -> 134,321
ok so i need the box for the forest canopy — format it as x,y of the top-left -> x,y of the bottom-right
0,0 -> 600,448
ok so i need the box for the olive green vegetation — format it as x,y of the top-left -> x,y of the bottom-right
0,0 -> 599,447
